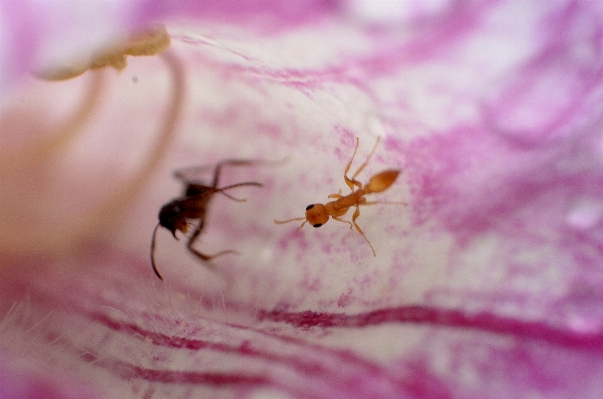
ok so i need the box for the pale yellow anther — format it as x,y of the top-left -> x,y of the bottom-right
38,24 -> 171,81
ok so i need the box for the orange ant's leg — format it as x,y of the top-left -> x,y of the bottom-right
343,138 -> 362,191
186,221 -> 238,263
349,136 -> 381,184
361,200 -> 408,206
332,216 -> 354,230
356,193 -> 407,207
328,188 -> 344,199
350,205 -> 377,257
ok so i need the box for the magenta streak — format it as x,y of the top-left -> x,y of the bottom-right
78,350 -> 268,386
117,363 -> 268,386
87,312 -> 421,397
258,305 -> 603,350
89,312 -> 371,371
119,362 -> 264,386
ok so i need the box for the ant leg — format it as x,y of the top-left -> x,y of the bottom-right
327,189 -> 344,199
186,221 -> 238,263
212,158 -> 288,187
355,196 -> 407,207
174,159 -> 259,186
212,157 -> 289,186
351,206 -> 376,256
332,216 -> 353,230
211,159 -> 261,187
214,181 -> 263,202
150,224 -> 164,280
361,200 -> 408,206
173,164 -> 214,183
343,138 -> 362,191
350,136 -> 381,183
182,180 -> 262,204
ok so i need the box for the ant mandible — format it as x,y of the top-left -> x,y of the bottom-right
151,160 -> 263,280
275,136 -> 406,256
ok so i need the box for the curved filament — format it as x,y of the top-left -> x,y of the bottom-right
0,47 -> 185,256
69,49 -> 185,243
0,70 -> 105,177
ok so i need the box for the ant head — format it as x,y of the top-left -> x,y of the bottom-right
158,201 -> 188,238
305,204 -> 328,228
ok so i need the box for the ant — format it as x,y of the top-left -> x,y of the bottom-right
275,136 -> 406,256
151,160 -> 263,280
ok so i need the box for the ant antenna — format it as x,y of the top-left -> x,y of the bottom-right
274,217 -> 305,224
150,223 -> 163,280
274,217 -> 307,230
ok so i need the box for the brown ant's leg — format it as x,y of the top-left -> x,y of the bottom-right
183,182 -> 262,203
173,165 -> 213,183
186,221 -> 238,263
150,224 -> 164,280
211,159 -> 265,187
212,157 -> 289,186
173,159 -> 258,186
214,182 -> 262,202
351,206 -> 376,256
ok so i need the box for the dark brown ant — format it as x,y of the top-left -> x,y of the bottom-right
151,160 -> 263,280
275,137 -> 406,256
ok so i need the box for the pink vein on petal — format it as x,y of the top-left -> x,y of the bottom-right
258,305 -> 603,350
86,312 -> 421,398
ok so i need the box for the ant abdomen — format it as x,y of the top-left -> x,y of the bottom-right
366,170 -> 400,194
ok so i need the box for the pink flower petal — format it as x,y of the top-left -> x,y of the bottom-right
2,0 -> 603,398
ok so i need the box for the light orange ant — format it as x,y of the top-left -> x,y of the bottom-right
275,137 -> 406,256
151,160 -> 263,280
